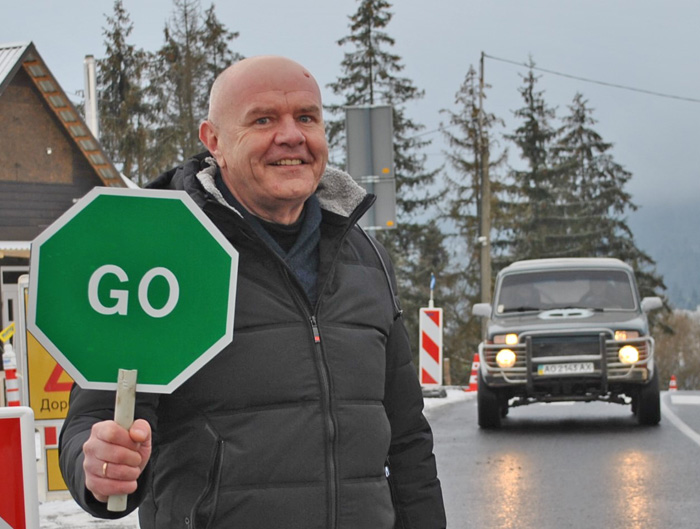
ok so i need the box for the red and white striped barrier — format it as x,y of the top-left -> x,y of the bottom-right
3,343 -> 21,406
0,406 -> 40,529
419,307 -> 443,386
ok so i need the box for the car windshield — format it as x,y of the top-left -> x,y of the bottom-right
496,269 -> 636,314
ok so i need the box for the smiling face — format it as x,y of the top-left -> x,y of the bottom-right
199,56 -> 328,224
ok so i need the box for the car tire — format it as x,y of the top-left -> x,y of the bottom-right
636,369 -> 661,426
478,370 -> 502,429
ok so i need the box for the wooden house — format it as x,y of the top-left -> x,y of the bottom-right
0,40 -> 124,332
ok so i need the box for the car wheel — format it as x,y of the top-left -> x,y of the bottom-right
478,370 -> 502,429
636,369 -> 661,426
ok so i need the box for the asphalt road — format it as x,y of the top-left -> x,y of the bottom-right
427,390 -> 700,529
38,389 -> 700,528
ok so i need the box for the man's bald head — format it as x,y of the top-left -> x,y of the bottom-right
208,56 -> 323,124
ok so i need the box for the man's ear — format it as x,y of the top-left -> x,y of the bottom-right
199,120 -> 226,169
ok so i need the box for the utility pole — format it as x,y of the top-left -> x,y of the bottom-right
478,52 -> 492,334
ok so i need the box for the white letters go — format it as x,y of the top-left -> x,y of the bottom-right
88,265 -> 180,318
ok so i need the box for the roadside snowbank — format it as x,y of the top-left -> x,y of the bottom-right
423,386 -> 474,415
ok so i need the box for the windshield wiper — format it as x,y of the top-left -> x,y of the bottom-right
549,305 -> 602,311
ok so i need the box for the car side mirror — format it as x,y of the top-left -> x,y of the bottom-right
641,296 -> 662,313
472,303 -> 492,317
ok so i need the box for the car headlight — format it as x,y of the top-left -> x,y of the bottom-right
493,333 -> 519,345
619,345 -> 639,364
614,330 -> 639,341
496,349 -> 517,368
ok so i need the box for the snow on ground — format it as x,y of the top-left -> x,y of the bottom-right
423,386 -> 474,414
38,387 -> 472,528
39,499 -> 140,529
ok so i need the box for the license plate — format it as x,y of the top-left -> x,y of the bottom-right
537,362 -> 594,375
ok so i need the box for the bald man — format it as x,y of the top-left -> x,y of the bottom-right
60,56 -> 446,529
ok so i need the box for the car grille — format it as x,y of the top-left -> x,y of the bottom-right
481,330 -> 653,384
531,334 -> 600,357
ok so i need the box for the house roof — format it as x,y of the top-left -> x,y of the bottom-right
0,41 -> 123,188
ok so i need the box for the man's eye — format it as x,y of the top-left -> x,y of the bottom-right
256,117 -> 270,125
299,116 -> 313,123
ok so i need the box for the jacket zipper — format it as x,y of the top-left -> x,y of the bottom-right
310,314 -> 338,529
279,268 -> 338,528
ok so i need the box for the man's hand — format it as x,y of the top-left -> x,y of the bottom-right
82,419 -> 152,503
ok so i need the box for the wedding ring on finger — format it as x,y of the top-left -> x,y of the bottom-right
102,461 -> 108,477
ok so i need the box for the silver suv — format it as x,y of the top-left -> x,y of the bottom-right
472,258 -> 663,428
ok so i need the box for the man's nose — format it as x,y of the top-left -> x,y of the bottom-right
275,116 -> 305,146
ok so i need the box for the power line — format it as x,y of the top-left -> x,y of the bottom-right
341,53 -> 700,145
483,53 -> 700,104
412,125 -> 450,138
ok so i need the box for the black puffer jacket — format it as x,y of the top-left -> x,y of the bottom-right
60,154 -> 446,529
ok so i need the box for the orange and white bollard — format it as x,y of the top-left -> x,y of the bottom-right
466,352 -> 480,392
669,375 -> 678,391
3,343 -> 21,406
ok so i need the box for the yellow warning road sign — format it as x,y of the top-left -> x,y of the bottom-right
27,331 -> 73,420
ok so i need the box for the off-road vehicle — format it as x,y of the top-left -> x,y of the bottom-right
472,258 -> 663,428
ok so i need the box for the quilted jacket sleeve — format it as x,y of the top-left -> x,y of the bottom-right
377,246 -> 446,528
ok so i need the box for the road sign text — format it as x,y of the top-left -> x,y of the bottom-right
88,265 -> 180,318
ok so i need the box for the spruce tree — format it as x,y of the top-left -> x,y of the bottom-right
327,0 -> 445,364
553,92 -> 638,257
199,4 -> 244,114
326,0 -> 438,216
326,0 -> 407,160
553,92 -> 665,298
148,0 -> 241,169
440,65 -> 507,381
501,62 -> 665,301
499,61 -> 565,262
98,0 -> 151,185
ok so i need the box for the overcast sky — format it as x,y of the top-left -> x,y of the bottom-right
4,0 -> 699,211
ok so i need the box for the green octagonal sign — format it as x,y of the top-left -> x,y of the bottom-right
27,188 -> 238,394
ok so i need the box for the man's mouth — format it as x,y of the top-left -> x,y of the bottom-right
271,159 -> 304,166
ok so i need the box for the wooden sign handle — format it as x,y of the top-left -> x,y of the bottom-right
107,368 -> 138,512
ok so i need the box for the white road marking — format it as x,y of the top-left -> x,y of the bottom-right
670,394 -> 700,405
662,396 -> 700,449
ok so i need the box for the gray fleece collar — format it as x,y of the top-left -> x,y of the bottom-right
195,157 -> 367,219
195,157 -> 244,218
315,165 -> 367,217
